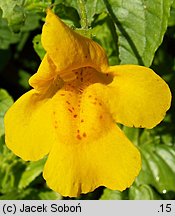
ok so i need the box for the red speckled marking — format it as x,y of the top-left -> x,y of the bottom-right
76,134 -> 82,140
83,132 -> 87,138
54,121 -> 58,128
68,108 -> 72,113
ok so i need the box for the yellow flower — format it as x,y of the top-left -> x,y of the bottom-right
4,9 -> 171,197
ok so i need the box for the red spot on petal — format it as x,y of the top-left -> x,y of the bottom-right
54,121 -> 58,128
73,114 -> 77,118
76,134 -> 82,140
66,101 -> 70,105
83,132 -> 87,138
99,102 -> 102,106
81,119 -> 84,123
68,108 -> 72,113
60,93 -> 65,96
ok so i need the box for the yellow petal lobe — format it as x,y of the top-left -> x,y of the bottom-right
88,65 -> 171,129
4,90 -> 55,161
29,54 -> 56,92
43,124 -> 141,197
42,9 -> 108,74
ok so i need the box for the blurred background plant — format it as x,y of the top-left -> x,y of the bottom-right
0,0 -> 175,200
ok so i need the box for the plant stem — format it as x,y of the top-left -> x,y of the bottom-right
77,0 -> 88,29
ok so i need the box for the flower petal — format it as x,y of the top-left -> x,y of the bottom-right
29,53 -> 64,96
88,65 -> 171,129
29,54 -> 56,91
4,90 -> 55,161
41,9 -> 108,74
43,124 -> 141,197
40,75 -> 141,197
45,67 -> 113,146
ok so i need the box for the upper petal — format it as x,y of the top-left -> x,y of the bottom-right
88,65 -> 171,129
41,9 -> 109,74
4,90 -> 56,161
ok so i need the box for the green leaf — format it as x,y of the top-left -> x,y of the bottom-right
21,12 -> 40,32
122,126 -> 140,146
129,184 -> 161,200
24,0 -> 51,12
0,0 -> 50,49
125,126 -> 175,194
168,0 -> 175,26
0,0 -> 25,32
80,0 -> 105,25
0,0 -> 50,32
0,9 -> 20,49
120,126 -> 175,199
18,158 -> 46,189
18,70 -> 31,89
103,0 -> 173,66
137,137 -> 175,194
0,188 -> 61,200
0,136 -> 26,194
33,34 -> 46,60
38,190 -> 62,200
0,160 -> 26,194
0,190 -> 25,200
92,13 -> 120,65
53,0 -> 172,66
54,2 -> 80,27
101,185 -> 161,200
100,188 -> 128,200
54,0 -> 105,26
0,89 -> 13,138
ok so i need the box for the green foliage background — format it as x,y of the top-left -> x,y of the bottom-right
0,0 -> 175,200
